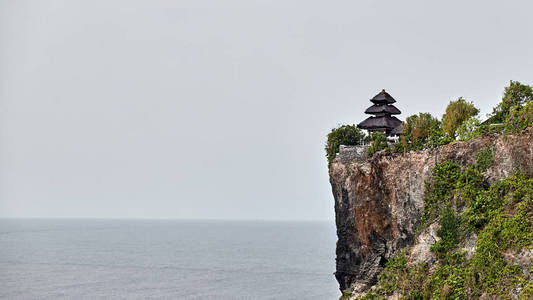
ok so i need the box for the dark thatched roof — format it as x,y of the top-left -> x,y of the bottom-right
370,89 -> 396,104
390,124 -> 404,135
357,116 -> 402,130
365,104 -> 401,115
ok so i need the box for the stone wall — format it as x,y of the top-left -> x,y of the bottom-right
335,145 -> 369,164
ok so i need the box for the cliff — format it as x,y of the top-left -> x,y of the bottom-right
329,128 -> 533,298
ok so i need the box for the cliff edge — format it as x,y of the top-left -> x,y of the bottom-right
329,128 -> 533,297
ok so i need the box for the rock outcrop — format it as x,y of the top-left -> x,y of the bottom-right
329,129 -> 533,295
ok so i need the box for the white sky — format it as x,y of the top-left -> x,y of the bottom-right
1,0 -> 532,220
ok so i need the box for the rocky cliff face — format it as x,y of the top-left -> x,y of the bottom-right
329,129 -> 533,296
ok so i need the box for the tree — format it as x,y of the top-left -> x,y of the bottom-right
456,116 -> 482,141
505,100 -> 533,133
403,113 -> 441,150
325,124 -> 367,167
441,97 -> 479,137
490,80 -> 533,123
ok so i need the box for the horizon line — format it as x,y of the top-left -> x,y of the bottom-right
0,216 -> 335,222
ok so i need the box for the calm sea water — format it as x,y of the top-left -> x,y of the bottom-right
0,219 -> 339,299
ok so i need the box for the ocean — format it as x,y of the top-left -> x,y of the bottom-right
0,219 -> 340,299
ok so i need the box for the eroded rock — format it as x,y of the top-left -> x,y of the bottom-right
329,129 -> 533,294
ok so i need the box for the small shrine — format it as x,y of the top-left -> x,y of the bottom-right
357,89 -> 403,136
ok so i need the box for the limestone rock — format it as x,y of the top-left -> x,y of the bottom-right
329,128 -> 533,295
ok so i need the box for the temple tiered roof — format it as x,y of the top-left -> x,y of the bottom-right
370,90 -> 396,104
358,115 -> 402,130
364,104 -> 401,115
357,89 -> 403,136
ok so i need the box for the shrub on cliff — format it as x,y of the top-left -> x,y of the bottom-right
366,163 -> 532,299
474,146 -> 495,172
367,132 -> 390,157
325,124 -> 367,166
421,161 -> 461,224
505,100 -> 533,133
489,80 -> 533,124
442,97 -> 479,138
401,113 -> 444,151
454,81 -> 532,140
425,127 -> 454,149
430,208 -> 461,258
456,116 -> 482,141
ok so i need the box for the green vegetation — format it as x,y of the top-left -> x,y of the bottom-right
340,290 -> 354,300
490,80 -> 533,124
505,100 -> 533,133
387,81 -> 531,154
429,208 -> 461,258
375,250 -> 409,293
325,124 -> 367,167
456,116 -> 482,141
357,156 -> 533,299
455,166 -> 486,208
400,113 -> 443,151
442,97 -> 479,138
421,161 -> 461,225
326,81 -> 532,166
367,133 -> 390,157
474,146 -> 495,172
398,112 -> 455,152
339,81 -> 533,299
464,173 -> 532,297
400,81 -> 532,150
374,250 -> 429,298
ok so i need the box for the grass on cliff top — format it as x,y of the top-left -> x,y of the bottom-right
357,151 -> 533,300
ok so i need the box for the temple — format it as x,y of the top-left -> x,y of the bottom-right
357,89 -> 403,136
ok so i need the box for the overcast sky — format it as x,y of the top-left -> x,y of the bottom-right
1,0 -> 532,220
